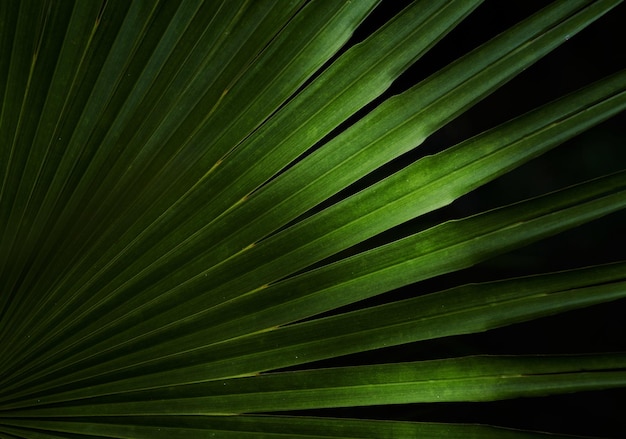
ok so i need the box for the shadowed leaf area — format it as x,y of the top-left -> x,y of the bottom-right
1,0 -> 625,438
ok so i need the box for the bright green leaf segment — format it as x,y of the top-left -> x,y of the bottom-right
1,0 -> 625,437
5,354 -> 626,417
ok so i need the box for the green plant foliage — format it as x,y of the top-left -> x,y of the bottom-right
1,0 -> 625,437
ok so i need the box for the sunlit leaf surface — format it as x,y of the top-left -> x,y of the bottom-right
1,1 -> 625,437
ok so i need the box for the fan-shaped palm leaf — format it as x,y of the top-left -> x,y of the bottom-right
1,0 -> 625,437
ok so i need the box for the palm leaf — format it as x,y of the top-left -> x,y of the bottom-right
1,0 -> 625,437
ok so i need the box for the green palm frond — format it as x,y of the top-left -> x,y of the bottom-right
1,0 -> 625,437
